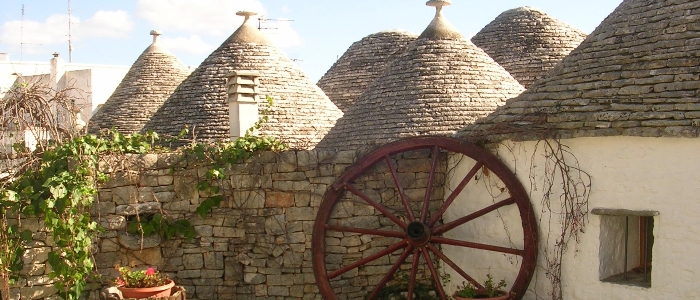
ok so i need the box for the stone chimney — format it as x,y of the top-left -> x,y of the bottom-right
226,71 -> 260,139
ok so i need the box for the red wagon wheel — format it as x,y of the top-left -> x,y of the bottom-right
312,137 -> 537,300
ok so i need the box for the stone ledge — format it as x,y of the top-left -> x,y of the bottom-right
591,208 -> 659,216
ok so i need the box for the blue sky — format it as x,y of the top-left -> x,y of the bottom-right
0,0 -> 623,82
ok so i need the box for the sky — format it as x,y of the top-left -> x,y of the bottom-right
0,0 -> 624,82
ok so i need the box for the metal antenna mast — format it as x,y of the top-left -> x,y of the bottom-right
68,0 -> 73,62
21,4 -> 24,60
257,16 -> 301,62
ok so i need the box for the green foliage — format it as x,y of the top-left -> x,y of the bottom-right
0,96 -> 284,299
454,281 -> 477,298
114,266 -> 168,288
454,274 -> 507,298
126,214 -> 195,241
372,271 -> 441,300
184,96 -> 285,218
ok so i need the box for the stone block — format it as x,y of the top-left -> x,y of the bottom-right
204,251 -> 224,269
268,286 -> 290,296
19,285 -> 57,299
101,238 -> 120,252
115,202 -> 161,216
213,227 -> 245,238
139,175 -> 160,187
101,215 -> 126,230
22,247 -> 50,264
200,270 -> 225,278
117,232 -> 161,250
19,263 -> 45,276
265,192 -> 294,208
154,191 -> 176,203
126,247 -> 163,266
157,175 -> 174,186
265,215 -> 286,235
244,273 -> 265,284
183,253 -> 204,269
286,207 -> 316,221
194,225 -> 213,237
178,269 -> 201,278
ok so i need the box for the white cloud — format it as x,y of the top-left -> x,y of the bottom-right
0,10 -> 134,54
265,20 -> 302,48
80,11 -> 134,39
136,0 -> 302,48
137,0 -> 266,37
160,35 -> 215,55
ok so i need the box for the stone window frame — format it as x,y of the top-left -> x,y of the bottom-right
592,208 -> 657,288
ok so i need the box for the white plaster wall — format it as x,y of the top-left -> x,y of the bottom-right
84,66 -> 129,113
444,136 -> 700,299
0,61 -> 51,97
0,60 -> 128,113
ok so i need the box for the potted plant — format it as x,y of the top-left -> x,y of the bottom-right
115,266 -> 174,299
453,274 -> 509,300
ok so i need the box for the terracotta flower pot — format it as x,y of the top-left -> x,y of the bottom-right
453,290 -> 510,300
118,279 -> 175,299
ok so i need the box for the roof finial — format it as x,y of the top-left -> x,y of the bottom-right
236,11 -> 258,23
150,30 -> 162,44
426,0 -> 451,16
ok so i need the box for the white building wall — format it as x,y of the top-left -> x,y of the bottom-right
444,136 -> 700,299
0,60 -> 128,115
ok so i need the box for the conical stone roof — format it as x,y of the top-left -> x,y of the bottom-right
472,7 -> 587,89
317,30 -> 417,112
316,1 -> 524,150
87,30 -> 190,134
143,12 -> 342,149
459,0 -> 700,142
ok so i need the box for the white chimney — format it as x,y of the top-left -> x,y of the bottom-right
226,71 -> 260,139
50,52 -> 65,91
0,53 -> 9,62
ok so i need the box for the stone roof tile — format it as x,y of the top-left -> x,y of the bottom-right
459,0 -> 700,142
87,31 -> 190,134
143,12 -> 342,149
317,30 -> 417,112
317,1 -> 524,150
472,6 -> 587,88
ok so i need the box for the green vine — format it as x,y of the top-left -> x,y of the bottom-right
0,94 -> 284,299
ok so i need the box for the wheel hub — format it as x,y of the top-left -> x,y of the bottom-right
407,221 -> 431,246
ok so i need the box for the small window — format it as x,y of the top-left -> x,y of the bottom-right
593,208 -> 656,288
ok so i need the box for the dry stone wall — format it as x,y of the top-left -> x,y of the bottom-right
4,149 -> 446,299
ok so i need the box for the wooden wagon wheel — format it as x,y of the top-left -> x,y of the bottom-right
312,137 -> 537,299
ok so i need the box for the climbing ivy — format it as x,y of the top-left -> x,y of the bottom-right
0,96 -> 285,299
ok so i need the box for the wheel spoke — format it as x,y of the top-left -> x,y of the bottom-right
426,243 -> 483,289
432,197 -> 515,235
328,239 -> 408,279
346,183 -> 407,229
407,249 -> 420,300
420,247 -> 447,299
421,146 -> 441,223
428,161 -> 484,227
386,155 -> 415,222
431,236 -> 524,256
367,245 -> 413,300
325,224 -> 406,239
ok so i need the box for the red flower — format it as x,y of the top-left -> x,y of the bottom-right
145,268 -> 156,276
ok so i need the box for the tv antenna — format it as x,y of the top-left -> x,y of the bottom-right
68,0 -> 73,62
20,4 -> 42,61
21,4 -> 24,60
257,16 -> 293,32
